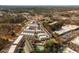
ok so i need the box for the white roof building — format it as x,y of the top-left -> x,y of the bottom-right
13,35 -> 23,44
25,26 -> 30,30
37,33 -> 47,36
38,35 -> 49,40
29,24 -> 38,27
49,21 -> 58,25
24,30 -> 35,32
8,45 -> 17,53
71,36 -> 79,46
21,32 -> 34,36
8,35 -> 23,53
55,25 -> 79,35
37,33 -> 49,40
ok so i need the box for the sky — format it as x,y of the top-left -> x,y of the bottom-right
0,0 -> 79,5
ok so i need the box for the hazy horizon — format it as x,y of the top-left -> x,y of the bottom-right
1,5 -> 79,9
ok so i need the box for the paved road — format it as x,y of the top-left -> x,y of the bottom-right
38,21 -> 52,38
8,20 -> 51,53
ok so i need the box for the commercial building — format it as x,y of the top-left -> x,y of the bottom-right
55,25 -> 79,35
